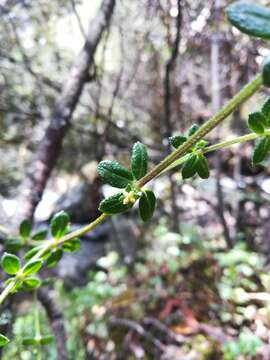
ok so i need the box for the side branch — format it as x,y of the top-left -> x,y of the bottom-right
0,72 -> 263,306
137,73 -> 262,187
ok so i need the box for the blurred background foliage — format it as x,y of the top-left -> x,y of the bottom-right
1,0 -> 270,359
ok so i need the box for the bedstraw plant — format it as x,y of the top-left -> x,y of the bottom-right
1,0 -> 270,352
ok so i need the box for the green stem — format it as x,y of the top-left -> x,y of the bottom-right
34,292 -> 41,338
34,292 -> 42,360
57,213 -> 108,246
0,214 -> 108,305
163,130 -> 270,173
0,74 -> 263,306
0,281 -> 16,304
0,247 -> 50,305
137,73 -> 262,187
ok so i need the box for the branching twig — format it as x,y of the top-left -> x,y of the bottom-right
109,317 -> 165,350
70,0 -> 87,39
143,317 -> 185,344
0,72 -> 263,306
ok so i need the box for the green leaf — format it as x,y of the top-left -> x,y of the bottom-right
22,337 -> 38,346
263,57 -> 270,87
21,277 -> 41,291
50,211 -> 69,239
40,249 -> 51,260
131,142 -> 148,180
226,1 -> 270,39
196,155 -> 210,179
22,259 -> 43,276
252,136 -> 270,165
248,112 -> 266,134
139,190 -> 156,222
46,249 -> 63,268
182,154 -> 198,179
40,335 -> 54,345
5,238 -> 22,253
62,238 -> 80,252
1,252 -> 20,275
99,193 -> 133,214
24,247 -> 41,261
262,98 -> 270,126
19,219 -> 31,239
24,246 -> 51,261
10,280 -> 23,294
168,135 -> 187,149
32,229 -> 48,241
188,124 -> 199,137
97,160 -> 133,188
0,334 -> 9,347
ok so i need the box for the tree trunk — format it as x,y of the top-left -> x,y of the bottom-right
211,0 -> 233,248
162,0 -> 182,232
18,0 -> 116,222
38,288 -> 68,360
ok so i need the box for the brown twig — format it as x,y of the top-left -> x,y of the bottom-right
109,317 -> 165,350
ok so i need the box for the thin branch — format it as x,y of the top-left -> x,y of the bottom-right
0,73 -> 263,306
98,23 -> 126,159
8,19 -> 61,92
143,317 -> 185,344
70,0 -> 87,39
109,317 -> 165,350
137,73 -> 262,187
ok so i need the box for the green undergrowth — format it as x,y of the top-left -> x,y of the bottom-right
3,218 -> 268,359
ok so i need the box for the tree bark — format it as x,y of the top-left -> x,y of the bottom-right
18,0 -> 116,222
211,0 -> 233,248
163,0 -> 182,232
38,288 -> 68,360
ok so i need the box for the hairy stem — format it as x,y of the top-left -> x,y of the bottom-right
0,214 -> 108,305
163,130 -> 270,172
57,213 -> 108,245
34,292 -> 42,360
137,73 -> 262,187
35,292 -> 41,338
0,74 -> 263,305
0,281 -> 16,304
